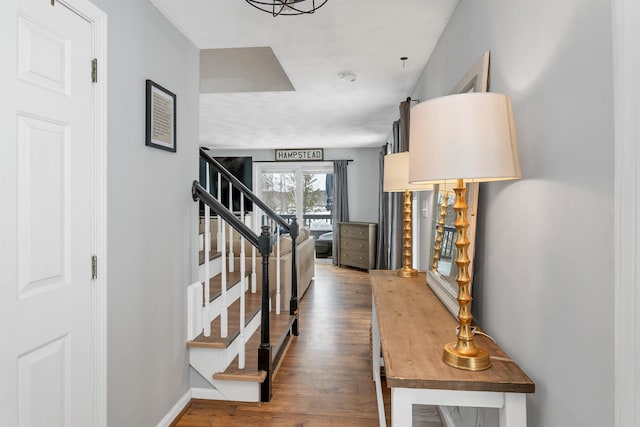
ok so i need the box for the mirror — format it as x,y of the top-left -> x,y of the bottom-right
426,51 -> 490,317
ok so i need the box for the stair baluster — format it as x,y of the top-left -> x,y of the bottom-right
275,223 -> 281,314
203,162 -> 212,337
220,217 -> 228,338
238,194 -> 246,369
227,185 -> 235,272
216,172 -> 222,252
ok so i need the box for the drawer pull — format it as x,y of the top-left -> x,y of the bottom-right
342,241 -> 367,247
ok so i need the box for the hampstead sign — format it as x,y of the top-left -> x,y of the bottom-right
275,148 -> 324,161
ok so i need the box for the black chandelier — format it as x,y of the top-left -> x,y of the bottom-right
245,0 -> 328,17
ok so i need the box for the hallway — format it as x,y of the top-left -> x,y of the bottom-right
174,262 -> 443,426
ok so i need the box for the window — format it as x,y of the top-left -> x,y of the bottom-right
254,162 -> 334,240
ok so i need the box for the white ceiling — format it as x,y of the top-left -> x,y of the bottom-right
148,0 -> 459,150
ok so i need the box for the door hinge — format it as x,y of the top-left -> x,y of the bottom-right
91,255 -> 98,280
91,58 -> 98,83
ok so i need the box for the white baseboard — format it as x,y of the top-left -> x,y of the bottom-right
192,386 -> 227,401
156,389 -> 192,427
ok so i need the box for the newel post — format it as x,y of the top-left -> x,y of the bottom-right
258,225 -> 272,402
289,218 -> 299,336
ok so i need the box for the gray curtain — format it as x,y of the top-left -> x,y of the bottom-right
375,144 -> 389,268
399,99 -> 411,150
332,160 -> 350,265
376,99 -> 411,270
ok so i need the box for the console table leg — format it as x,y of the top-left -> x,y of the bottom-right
391,388 -> 413,426
371,298 -> 387,427
499,392 -> 527,427
374,371 -> 386,427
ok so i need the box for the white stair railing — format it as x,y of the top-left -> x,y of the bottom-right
193,167 -> 297,400
194,149 -> 303,403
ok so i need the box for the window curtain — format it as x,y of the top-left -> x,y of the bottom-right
376,99 -> 411,269
332,160 -> 350,265
375,144 -> 389,268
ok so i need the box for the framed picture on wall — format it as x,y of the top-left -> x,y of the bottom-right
145,79 -> 176,152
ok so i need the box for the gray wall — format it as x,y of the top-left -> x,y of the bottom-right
211,147 -> 380,223
411,1 -> 614,426
90,0 -> 200,425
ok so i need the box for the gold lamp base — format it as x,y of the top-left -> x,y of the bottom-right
396,266 -> 418,278
442,342 -> 491,371
442,179 -> 491,372
396,189 -> 418,279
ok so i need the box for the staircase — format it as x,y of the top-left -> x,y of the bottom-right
187,149 -> 300,403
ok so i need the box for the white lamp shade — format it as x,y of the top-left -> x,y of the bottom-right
408,92 -> 521,184
384,152 -> 434,192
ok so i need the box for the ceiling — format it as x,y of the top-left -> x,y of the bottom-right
148,0 -> 459,150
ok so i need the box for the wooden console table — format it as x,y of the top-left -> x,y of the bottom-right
370,270 -> 535,427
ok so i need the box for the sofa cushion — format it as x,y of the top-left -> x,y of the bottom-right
267,226 -> 310,257
203,217 -> 312,256
298,227 -> 309,243
279,234 -> 293,255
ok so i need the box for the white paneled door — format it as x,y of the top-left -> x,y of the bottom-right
0,0 -> 97,426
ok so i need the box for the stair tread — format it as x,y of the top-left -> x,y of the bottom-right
212,311 -> 296,382
187,285 -> 263,349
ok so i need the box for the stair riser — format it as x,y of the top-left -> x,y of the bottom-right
187,282 -> 203,341
198,256 -> 222,282
189,310 -> 261,387
192,383 -> 260,403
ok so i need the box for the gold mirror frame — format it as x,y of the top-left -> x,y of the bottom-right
426,51 -> 490,318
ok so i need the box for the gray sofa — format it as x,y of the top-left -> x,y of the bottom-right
202,219 -> 315,311
254,228 -> 315,311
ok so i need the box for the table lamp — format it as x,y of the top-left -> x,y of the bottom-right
408,92 -> 521,371
383,152 -> 433,277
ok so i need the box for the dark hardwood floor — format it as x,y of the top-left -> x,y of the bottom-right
173,261 -> 443,426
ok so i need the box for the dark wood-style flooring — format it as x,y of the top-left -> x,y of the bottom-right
173,261 -> 443,426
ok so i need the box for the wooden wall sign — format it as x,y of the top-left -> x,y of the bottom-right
275,148 -> 324,161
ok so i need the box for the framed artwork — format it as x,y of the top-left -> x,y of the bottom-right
145,79 -> 176,152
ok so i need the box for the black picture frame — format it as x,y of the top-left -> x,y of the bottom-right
145,79 -> 176,152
